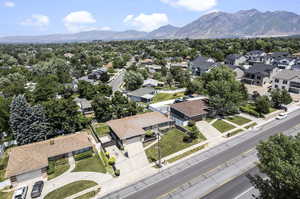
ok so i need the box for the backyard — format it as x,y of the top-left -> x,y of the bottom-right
145,128 -> 206,162
94,123 -> 110,138
152,92 -> 185,103
212,119 -> 236,133
44,180 -> 98,199
73,153 -> 106,173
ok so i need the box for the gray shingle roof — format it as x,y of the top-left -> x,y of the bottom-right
273,69 -> 300,80
246,63 -> 275,76
127,87 -> 155,97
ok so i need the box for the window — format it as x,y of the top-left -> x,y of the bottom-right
282,86 -> 285,90
275,79 -> 279,83
275,85 -> 278,88
283,80 -> 288,84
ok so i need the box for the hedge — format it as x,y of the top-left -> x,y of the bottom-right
74,150 -> 93,161
47,160 -> 55,175
240,105 -> 261,117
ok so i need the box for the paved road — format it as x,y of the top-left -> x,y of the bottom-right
109,69 -> 125,92
117,110 -> 300,199
202,167 -> 262,199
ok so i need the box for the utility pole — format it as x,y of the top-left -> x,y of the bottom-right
156,127 -> 162,168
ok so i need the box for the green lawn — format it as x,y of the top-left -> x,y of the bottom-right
227,129 -> 243,137
0,151 -> 9,182
0,191 -> 13,199
212,120 -> 236,133
44,181 -> 97,199
167,144 -> 207,163
152,92 -> 185,103
48,158 -> 70,180
94,123 -> 110,137
245,122 -> 258,129
226,116 -> 251,126
145,128 -> 206,162
73,154 -> 106,173
74,188 -> 100,199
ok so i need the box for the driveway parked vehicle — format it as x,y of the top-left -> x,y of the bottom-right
13,186 -> 28,199
31,181 -> 44,198
276,113 -> 288,120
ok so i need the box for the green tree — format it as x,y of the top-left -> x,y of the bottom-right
10,95 -> 52,145
43,98 -> 89,136
124,71 -> 144,91
0,96 -> 11,133
92,96 -> 113,122
271,89 -> 292,108
248,134 -> 300,199
255,96 -> 271,114
33,75 -> 62,102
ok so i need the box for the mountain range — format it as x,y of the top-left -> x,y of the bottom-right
1,9 -> 300,43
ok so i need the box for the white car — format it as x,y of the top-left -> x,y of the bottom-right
276,113 -> 288,120
13,186 -> 28,199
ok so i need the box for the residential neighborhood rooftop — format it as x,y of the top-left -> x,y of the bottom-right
273,69 -> 300,80
5,133 -> 92,178
170,99 -> 208,118
106,112 -> 172,140
127,87 -> 155,97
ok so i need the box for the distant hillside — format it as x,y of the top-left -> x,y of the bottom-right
1,9 -> 300,43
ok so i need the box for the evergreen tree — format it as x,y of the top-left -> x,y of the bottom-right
9,95 -> 52,145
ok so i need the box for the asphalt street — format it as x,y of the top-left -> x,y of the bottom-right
120,109 -> 300,199
109,69 -> 125,92
202,167 -> 262,199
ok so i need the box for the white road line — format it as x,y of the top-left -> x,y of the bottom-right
234,186 -> 255,199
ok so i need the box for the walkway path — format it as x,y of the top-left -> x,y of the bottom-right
67,155 -> 75,172
65,185 -> 101,199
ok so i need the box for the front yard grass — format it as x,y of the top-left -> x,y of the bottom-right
48,158 -> 70,180
212,120 -> 236,133
145,128 -> 206,162
227,129 -> 243,137
167,144 -> 207,163
44,180 -> 97,199
73,154 -> 106,173
226,116 -> 251,126
94,123 -> 110,138
152,92 -> 185,103
245,122 -> 258,129
0,191 -> 13,199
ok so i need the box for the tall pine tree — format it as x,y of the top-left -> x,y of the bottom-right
9,95 -> 52,145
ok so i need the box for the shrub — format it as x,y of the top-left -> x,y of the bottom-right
145,130 -> 155,137
188,120 -> 195,127
105,151 -> 110,158
240,105 -> 261,117
55,158 -> 68,166
47,160 -> 55,175
74,150 -> 93,161
115,169 -> 120,176
108,156 -> 116,165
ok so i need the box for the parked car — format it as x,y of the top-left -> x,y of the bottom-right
276,113 -> 288,120
31,181 -> 44,198
13,186 -> 28,199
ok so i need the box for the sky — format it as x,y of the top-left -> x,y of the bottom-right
0,0 -> 300,36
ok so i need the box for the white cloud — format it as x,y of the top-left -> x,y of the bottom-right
4,1 -> 15,7
160,0 -> 217,12
21,14 -> 49,29
124,13 -> 169,32
63,11 -> 101,33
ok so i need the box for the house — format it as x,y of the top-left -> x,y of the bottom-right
189,56 -> 219,76
5,133 -> 92,184
74,98 -> 94,115
246,50 -> 267,65
293,52 -> 300,58
168,62 -> 188,69
77,67 -> 108,85
143,79 -> 164,87
140,59 -> 154,65
225,54 -> 247,66
106,112 -> 173,146
273,57 -> 295,70
146,65 -> 162,73
170,99 -> 209,126
226,65 -> 245,80
127,87 -> 156,103
272,70 -> 300,94
242,63 -> 279,86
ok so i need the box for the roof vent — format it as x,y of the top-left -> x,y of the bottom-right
50,140 -> 55,145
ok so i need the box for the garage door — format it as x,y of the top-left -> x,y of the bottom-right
16,169 -> 42,183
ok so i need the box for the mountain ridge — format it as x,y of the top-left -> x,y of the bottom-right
1,9 -> 300,43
